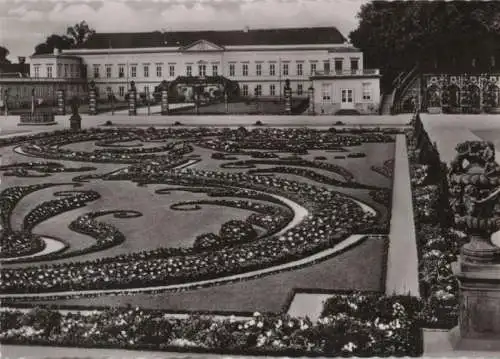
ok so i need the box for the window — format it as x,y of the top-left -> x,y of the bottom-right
93,64 -> 100,78
186,65 -> 192,76
58,64 -> 62,77
156,64 -> 162,77
335,59 -> 343,72
283,63 -> 289,76
212,64 -> 218,76
143,64 -> 149,78
198,64 -> 206,77
229,64 -> 235,76
254,85 -> 262,96
256,63 -> 262,76
323,60 -> 330,73
118,65 -> 125,78
350,58 -> 359,72
131,65 -> 137,78
362,83 -> 372,100
64,64 -> 69,78
270,84 -> 276,96
106,64 -> 112,78
144,86 -> 149,94
297,84 -> 303,95
269,63 -> 276,76
46,65 -> 53,78
119,86 -> 125,97
34,65 -> 40,78
242,63 -> 248,76
242,84 -> 249,96
296,63 -> 303,76
310,63 -> 317,75
322,83 -> 332,102
169,65 -> 175,77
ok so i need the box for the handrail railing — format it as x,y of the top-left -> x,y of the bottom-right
392,64 -> 420,114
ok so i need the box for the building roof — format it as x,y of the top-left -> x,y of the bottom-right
77,27 -> 347,49
30,54 -> 82,60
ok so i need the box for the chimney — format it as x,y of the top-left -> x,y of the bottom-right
18,57 -> 26,64
53,48 -> 60,56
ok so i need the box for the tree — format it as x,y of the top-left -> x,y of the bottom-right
33,21 -> 95,54
0,46 -> 11,64
34,34 -> 73,55
349,1 -> 500,87
66,21 -> 95,47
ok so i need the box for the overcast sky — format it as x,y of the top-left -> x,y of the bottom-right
0,0 -> 365,61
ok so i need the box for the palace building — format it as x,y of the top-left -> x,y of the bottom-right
23,26 -> 382,114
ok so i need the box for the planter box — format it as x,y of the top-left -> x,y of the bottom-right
18,112 -> 57,126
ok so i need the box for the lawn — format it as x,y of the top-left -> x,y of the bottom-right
1,127 -> 395,313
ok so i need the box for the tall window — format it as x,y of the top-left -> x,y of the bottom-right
156,64 -> 162,77
46,65 -> 53,78
93,64 -> 100,78
186,65 -> 192,76
131,65 -> 137,78
323,60 -> 330,73
169,65 -> 175,77
296,63 -> 303,76
269,63 -> 276,76
283,63 -> 289,76
212,64 -> 218,76
255,85 -> 262,96
143,64 -> 149,78
322,83 -> 332,102
33,65 -> 40,77
229,64 -> 235,76
119,86 -> 125,97
362,83 -> 372,100
350,58 -> 359,72
242,84 -> 249,96
242,63 -> 248,76
270,84 -> 276,96
198,64 -> 206,77
310,63 -> 317,75
256,63 -> 262,76
106,64 -> 112,78
297,84 -> 303,95
64,64 -> 69,78
118,65 -> 125,78
57,64 -> 62,77
335,59 -> 343,72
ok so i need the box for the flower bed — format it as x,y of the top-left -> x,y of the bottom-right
407,115 -> 461,329
371,159 -> 395,179
0,294 -> 422,356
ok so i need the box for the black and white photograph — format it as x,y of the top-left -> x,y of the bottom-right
1,0 -> 500,358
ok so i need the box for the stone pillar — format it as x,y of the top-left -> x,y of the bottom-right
88,82 -> 98,115
284,79 -> 292,115
128,81 -> 137,116
448,140 -> 500,351
3,89 -> 8,116
160,81 -> 169,116
56,89 -> 66,115
224,92 -> 229,114
308,86 -> 315,115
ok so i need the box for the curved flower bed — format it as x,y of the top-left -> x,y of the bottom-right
194,220 -> 258,250
23,190 -> 101,232
170,203 -> 202,211
371,159 -> 395,179
0,294 -> 422,356
0,161 -> 96,175
0,169 -> 378,293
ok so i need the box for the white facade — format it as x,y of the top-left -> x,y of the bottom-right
61,41 -> 372,102
29,51 -> 83,79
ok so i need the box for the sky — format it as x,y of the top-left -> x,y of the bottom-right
0,0 -> 366,61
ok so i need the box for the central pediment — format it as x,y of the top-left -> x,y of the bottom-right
181,40 -> 224,52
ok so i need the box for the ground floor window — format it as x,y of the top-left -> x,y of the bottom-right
297,84 -> 303,95
270,84 -> 276,96
242,84 -> 249,96
254,85 -> 262,97
119,86 -> 125,97
321,84 -> 332,102
362,83 -> 372,100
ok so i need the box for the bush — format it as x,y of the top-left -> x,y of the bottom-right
254,120 -> 264,126
103,120 -> 113,126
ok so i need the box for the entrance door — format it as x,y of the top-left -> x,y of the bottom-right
341,89 -> 354,109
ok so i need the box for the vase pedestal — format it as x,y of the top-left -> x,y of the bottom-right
450,258 -> 500,351
70,114 -> 82,131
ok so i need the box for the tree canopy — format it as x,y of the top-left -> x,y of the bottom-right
350,1 -> 500,82
34,21 -> 95,55
0,46 -> 11,64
